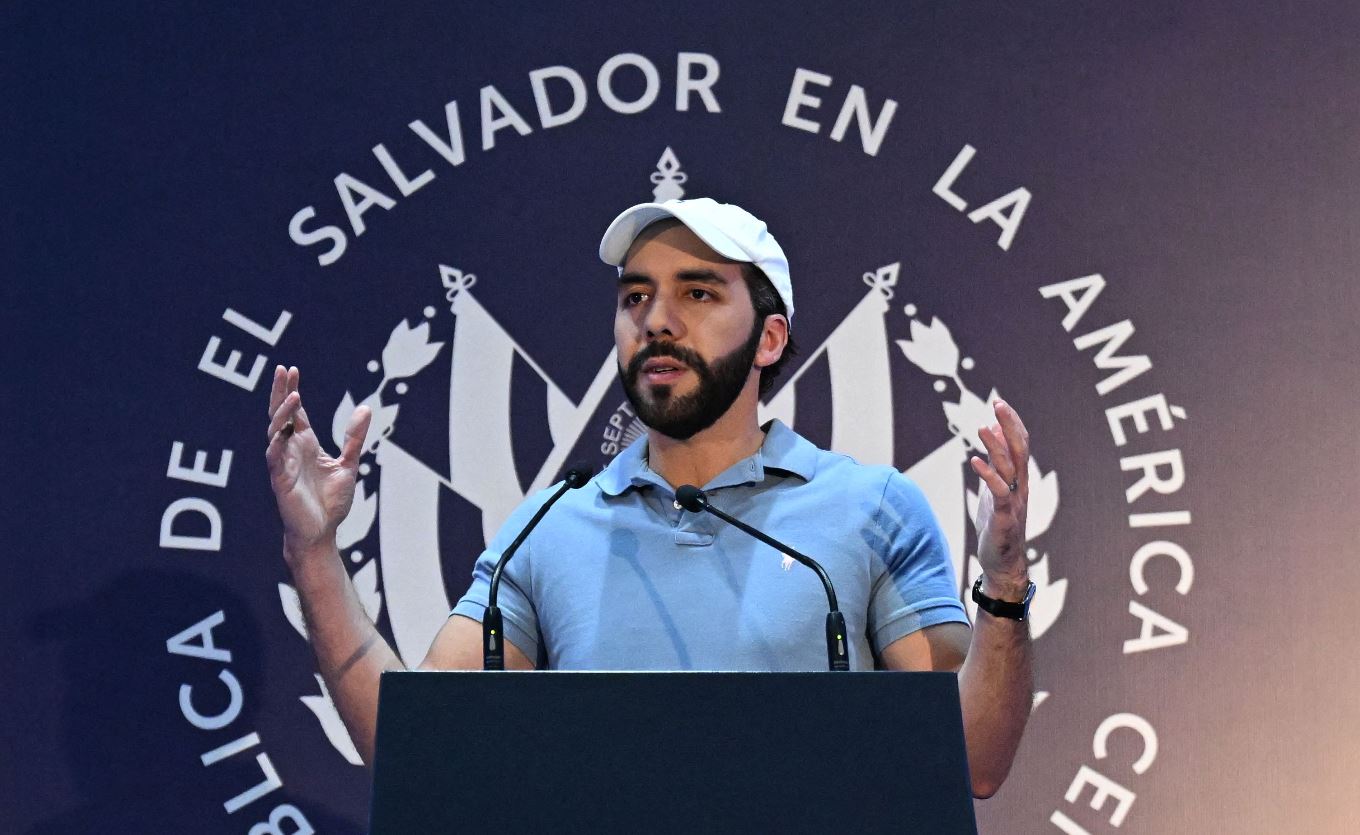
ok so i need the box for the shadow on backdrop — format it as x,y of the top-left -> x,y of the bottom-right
26,568 -> 357,834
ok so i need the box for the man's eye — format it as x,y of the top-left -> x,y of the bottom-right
623,292 -> 647,306
688,288 -> 712,301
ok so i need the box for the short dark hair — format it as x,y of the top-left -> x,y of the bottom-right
742,264 -> 798,397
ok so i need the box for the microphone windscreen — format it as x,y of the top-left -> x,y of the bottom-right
564,461 -> 596,488
674,484 -> 707,511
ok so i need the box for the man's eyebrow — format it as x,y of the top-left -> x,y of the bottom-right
617,268 -> 732,287
675,269 -> 731,285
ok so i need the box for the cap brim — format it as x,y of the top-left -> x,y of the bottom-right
599,202 -> 750,267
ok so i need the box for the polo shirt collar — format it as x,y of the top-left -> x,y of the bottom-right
595,419 -> 818,496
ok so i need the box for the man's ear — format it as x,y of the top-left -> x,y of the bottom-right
754,314 -> 789,369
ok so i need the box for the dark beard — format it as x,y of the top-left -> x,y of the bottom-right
620,322 -> 763,441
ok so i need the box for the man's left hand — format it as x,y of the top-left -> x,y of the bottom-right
969,399 -> 1031,594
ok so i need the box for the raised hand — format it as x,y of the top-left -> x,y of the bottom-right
968,399 -> 1030,586
265,365 -> 372,560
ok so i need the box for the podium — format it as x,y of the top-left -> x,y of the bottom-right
370,671 -> 977,833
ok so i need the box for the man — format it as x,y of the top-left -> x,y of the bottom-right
266,198 -> 1034,797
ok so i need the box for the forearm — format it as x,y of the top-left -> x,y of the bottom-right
287,539 -> 405,766
957,575 -> 1033,798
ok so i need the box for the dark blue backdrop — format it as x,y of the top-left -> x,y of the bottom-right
7,2 -> 1359,832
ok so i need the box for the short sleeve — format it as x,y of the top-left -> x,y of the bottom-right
450,490 -> 553,664
866,472 -> 970,654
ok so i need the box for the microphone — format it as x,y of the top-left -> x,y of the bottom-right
483,462 -> 595,670
674,485 -> 850,672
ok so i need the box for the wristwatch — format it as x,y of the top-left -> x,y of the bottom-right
971,575 -> 1037,621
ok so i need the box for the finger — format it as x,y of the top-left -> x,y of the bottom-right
337,405 -> 373,469
268,365 -> 287,417
285,368 -> 312,434
266,392 -> 301,441
293,400 -> 314,434
969,455 -> 1011,497
977,423 -> 1015,482
994,399 -> 1031,488
265,413 -> 293,468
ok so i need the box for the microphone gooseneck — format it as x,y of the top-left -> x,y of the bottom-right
483,462 -> 594,670
675,484 -> 850,672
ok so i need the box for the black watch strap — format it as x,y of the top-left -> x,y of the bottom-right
971,576 -> 1036,621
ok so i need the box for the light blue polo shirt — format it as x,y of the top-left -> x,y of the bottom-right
451,420 -> 968,671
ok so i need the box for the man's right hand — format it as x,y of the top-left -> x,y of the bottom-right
265,365 -> 372,563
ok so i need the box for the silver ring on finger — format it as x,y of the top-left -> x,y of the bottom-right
1008,477 -> 1019,492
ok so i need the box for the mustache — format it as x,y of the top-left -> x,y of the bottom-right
624,342 -> 708,381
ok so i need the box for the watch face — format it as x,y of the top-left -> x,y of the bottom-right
1014,582 -> 1037,620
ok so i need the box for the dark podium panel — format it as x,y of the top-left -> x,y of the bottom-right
370,671 -> 977,834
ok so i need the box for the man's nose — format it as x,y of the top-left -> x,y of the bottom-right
642,294 -> 684,340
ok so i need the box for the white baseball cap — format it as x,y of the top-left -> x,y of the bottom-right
598,197 -> 794,322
